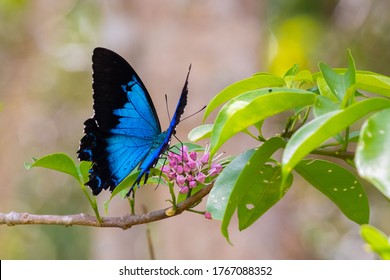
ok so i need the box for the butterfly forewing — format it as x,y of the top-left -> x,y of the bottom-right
92,47 -> 161,134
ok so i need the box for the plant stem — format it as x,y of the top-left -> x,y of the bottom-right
168,182 -> 177,210
310,149 -> 355,161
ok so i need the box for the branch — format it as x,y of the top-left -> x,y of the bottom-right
0,183 -> 213,230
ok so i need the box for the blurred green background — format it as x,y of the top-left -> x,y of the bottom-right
1,0 -> 389,259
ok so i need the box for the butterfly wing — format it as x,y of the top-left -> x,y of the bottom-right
130,66 -> 190,194
78,47 -> 162,195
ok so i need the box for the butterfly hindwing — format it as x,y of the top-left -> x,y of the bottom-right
78,47 -> 190,196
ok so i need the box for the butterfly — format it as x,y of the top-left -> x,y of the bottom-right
77,47 -> 190,196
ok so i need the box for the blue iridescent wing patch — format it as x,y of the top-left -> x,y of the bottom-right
78,47 -> 189,196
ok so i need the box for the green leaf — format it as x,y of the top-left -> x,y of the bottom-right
237,164 -> 293,230
209,88 -> 316,157
360,225 -> 390,260
26,153 -> 81,183
284,69 -> 313,88
318,49 -> 356,107
284,64 -> 299,77
318,63 -> 342,101
314,70 -> 390,98
282,98 -> 390,180
206,149 -> 255,221
356,71 -> 390,97
109,170 -> 141,199
188,124 -> 213,141
206,137 -> 286,243
313,95 -> 339,117
203,74 -> 285,121
292,70 -> 313,88
78,161 -> 92,184
317,76 -> 339,102
356,108 -> 390,198
296,159 -> 369,224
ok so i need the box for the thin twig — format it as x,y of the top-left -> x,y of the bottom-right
0,183 -> 213,230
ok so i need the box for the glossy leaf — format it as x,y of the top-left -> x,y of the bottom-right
282,98 -> 390,180
206,137 -> 286,243
317,76 -> 339,102
108,170 -> 141,199
79,161 -> 92,184
313,95 -> 339,117
284,64 -> 299,77
360,224 -> 390,260
296,159 -> 369,224
356,108 -> 390,198
313,69 -> 390,98
356,71 -> 390,97
285,70 -> 313,88
237,164 -> 293,230
294,70 -> 313,83
25,153 -> 80,183
203,74 -> 285,121
206,149 -> 255,221
209,88 -> 316,157
188,124 -> 213,142
318,49 -> 356,106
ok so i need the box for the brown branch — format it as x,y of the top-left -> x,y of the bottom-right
0,183 -> 213,230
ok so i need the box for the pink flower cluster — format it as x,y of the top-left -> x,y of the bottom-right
162,145 -> 222,194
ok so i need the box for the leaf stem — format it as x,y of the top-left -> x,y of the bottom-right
80,183 -> 102,223
310,149 -> 354,161
186,209 -> 206,215
342,126 -> 350,152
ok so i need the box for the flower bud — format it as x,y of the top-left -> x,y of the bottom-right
196,172 -> 206,183
176,165 -> 184,174
200,153 -> 210,164
179,186 -> 189,194
187,160 -> 197,169
209,163 -> 223,176
176,175 -> 186,186
204,212 -> 212,219
189,180 -> 197,188
189,151 -> 197,161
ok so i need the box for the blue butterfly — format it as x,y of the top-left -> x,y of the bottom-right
77,47 -> 190,196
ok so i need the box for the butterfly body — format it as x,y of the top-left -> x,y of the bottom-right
78,47 -> 190,196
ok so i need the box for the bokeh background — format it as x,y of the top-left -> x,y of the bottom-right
1,0 -> 390,259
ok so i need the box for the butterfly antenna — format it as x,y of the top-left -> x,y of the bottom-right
180,105 -> 206,123
173,134 -> 184,153
165,94 -> 171,120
